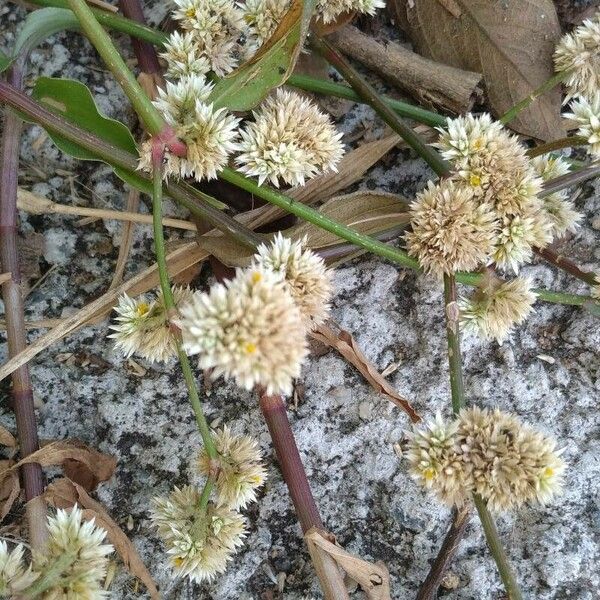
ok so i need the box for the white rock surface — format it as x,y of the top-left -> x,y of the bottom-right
1,3 -> 599,599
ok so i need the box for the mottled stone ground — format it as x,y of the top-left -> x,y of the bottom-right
1,2 -> 599,599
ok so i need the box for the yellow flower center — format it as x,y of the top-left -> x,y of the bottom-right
469,173 -> 482,187
251,271 -> 262,284
543,467 -> 554,478
136,302 -> 150,316
244,342 -> 257,354
172,557 -> 184,567
185,8 -> 196,18
473,137 -> 484,150
423,467 -> 436,481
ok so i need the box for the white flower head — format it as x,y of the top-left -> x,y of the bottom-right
252,233 -> 332,327
198,426 -> 267,509
243,0 -> 291,44
0,542 -> 38,596
533,156 -> 582,238
150,486 -> 246,583
459,276 -> 537,344
36,506 -> 113,598
172,0 -> 246,75
406,180 -> 498,277
153,75 -> 214,124
109,286 -> 194,363
554,11 -> 600,101
564,92 -> 600,157
179,267 -> 308,395
236,88 -> 344,187
161,31 -> 211,79
316,0 -> 386,24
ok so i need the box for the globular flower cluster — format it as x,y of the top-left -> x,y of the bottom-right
554,11 -> 600,158
406,407 -> 566,512
459,275 -> 537,344
408,113 -> 582,289
0,507 -> 113,599
142,0 -> 362,184
150,486 -> 247,583
109,285 -> 194,363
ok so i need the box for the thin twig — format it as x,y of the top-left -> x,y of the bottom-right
118,0 -> 161,76
534,246 -> 598,287
527,136 -> 587,158
541,160 -> 600,197
0,62 -> 48,549
416,506 -> 471,600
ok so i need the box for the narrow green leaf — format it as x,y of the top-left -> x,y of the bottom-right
0,49 -> 12,73
29,77 -> 150,193
209,0 -> 315,111
13,8 -> 80,59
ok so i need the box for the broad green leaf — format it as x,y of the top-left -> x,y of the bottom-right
29,77 -> 150,193
13,8 -> 80,59
209,0 -> 316,111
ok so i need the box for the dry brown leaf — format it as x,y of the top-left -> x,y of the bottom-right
395,0 -> 563,140
0,460 -> 20,522
0,425 -> 16,448
109,188 -> 140,290
0,273 -> 11,285
311,323 -> 420,423
306,528 -> 391,600
13,440 -> 116,488
290,191 -> 411,249
45,478 -> 159,600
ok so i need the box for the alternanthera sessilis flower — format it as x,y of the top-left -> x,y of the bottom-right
459,276 -> 537,343
252,233 -> 332,328
564,92 -> 600,157
532,155 -> 581,238
150,486 -> 246,583
35,506 -> 114,599
110,285 -> 194,363
406,407 -> 566,512
198,426 -> 267,509
554,10 -> 600,101
179,267 -> 308,395
0,542 -> 38,597
160,31 -> 211,79
236,88 -> 344,187
406,180 -> 498,277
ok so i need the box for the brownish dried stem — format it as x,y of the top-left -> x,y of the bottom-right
416,506 -> 471,600
534,246 -> 598,287
0,64 -> 48,548
326,25 -> 481,114
258,391 -> 348,600
118,0 -> 161,75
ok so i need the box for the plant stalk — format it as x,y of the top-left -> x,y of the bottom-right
540,160 -> 600,197
309,34 -> 450,176
0,84 -> 596,309
151,152 -> 217,460
258,390 -> 348,600
500,71 -> 566,125
528,136 -> 587,158
0,63 -> 48,549
416,506 -> 471,600
473,495 -> 523,600
118,0 -> 161,76
534,246 -> 598,287
443,274 -> 464,415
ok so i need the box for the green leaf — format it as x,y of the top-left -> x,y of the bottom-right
209,0 -> 315,111
0,49 -> 12,73
13,8 -> 80,59
29,77 -> 150,193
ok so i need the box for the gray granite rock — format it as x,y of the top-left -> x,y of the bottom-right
1,3 -> 599,599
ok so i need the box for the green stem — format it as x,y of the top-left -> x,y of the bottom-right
500,71 -> 566,125
287,74 -> 446,128
528,136 -> 587,158
65,0 -> 170,139
443,274 -> 464,415
310,34 -> 450,176
198,476 -> 215,512
151,155 -> 217,460
22,552 -> 76,598
474,495 -> 524,600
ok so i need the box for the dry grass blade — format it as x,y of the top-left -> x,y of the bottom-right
306,528 -> 391,600
0,273 -> 11,285
0,460 -> 20,522
0,242 -> 206,382
17,188 -> 196,231
109,188 -> 140,289
0,318 -> 64,330
237,134 -> 402,230
311,323 -> 420,423
45,478 -> 159,600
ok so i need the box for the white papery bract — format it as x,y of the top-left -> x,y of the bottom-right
0,542 -> 38,597
565,92 -> 600,157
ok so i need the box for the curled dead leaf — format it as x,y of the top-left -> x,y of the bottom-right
0,425 -> 16,448
0,460 -> 20,522
45,478 -> 159,600
311,323 -> 420,423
